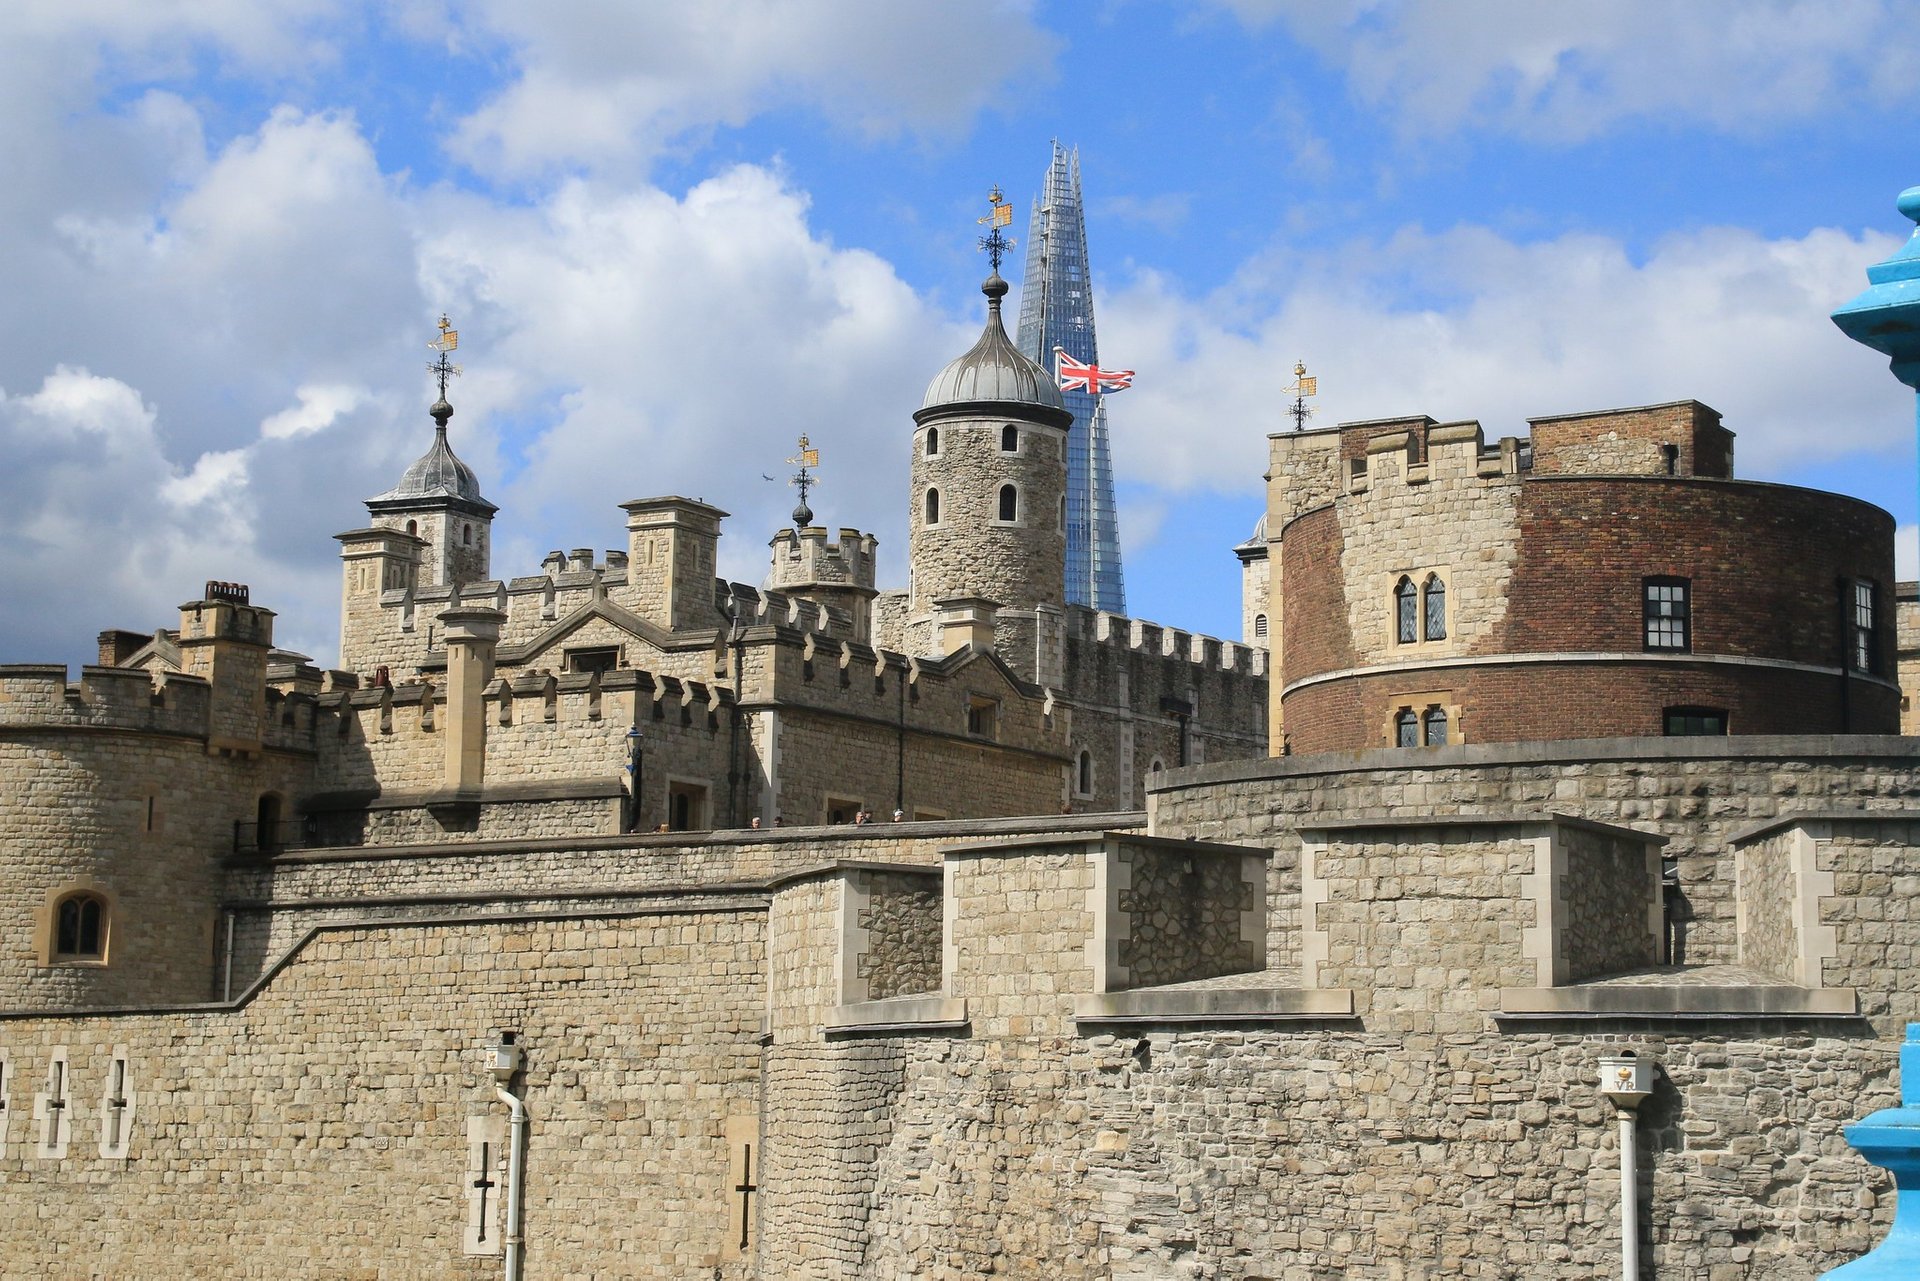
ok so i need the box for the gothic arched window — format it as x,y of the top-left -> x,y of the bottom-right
54,893 -> 106,962
1395,577 -> 1418,644
1423,575 -> 1447,640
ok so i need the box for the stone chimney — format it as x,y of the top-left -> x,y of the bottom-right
441,605 -> 506,794
934,596 -> 999,656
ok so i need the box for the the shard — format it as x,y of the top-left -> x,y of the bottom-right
1015,142 -> 1126,613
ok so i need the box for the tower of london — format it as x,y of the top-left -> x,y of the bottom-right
2,194 -> 1920,1278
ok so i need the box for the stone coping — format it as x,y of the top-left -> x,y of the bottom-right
1498,985 -> 1859,1020
1152,735 -> 1920,795
303,778 -> 624,812
1298,812 -> 1666,845
766,860 -> 942,892
242,809 -> 1147,867
1728,809 -> 1920,846
0,898 -> 750,1022
824,995 -> 967,1036
944,830 -> 1267,860
1074,986 -> 1356,1026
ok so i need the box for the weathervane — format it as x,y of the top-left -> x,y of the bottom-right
786,434 -> 821,525
427,314 -> 463,402
977,185 -> 1016,272
1284,360 -> 1317,432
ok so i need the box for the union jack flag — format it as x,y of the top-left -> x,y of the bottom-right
1053,348 -> 1135,395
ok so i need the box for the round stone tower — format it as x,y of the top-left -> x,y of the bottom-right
908,272 -> 1074,630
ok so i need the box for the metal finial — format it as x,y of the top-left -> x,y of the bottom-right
426,313 -> 463,409
786,434 -> 820,525
1285,360 -> 1317,432
976,185 -> 1016,273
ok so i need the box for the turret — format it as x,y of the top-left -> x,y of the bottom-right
175,581 -> 274,754
363,317 -> 496,591
621,497 -> 727,632
906,272 -> 1072,642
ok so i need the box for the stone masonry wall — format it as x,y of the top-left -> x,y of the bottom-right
854,870 -> 942,1001
1556,824 -> 1661,982
1816,822 -> 1920,1027
1737,828 -> 1803,985
0,906 -> 766,1279
849,1028 -> 1896,1279
1115,843 -> 1262,990
1150,739 -> 1920,969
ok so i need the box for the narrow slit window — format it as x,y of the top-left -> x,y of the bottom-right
924,488 -> 940,526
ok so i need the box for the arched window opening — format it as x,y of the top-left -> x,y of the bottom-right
1394,577 -> 1418,644
1422,575 -> 1447,641
925,488 -> 941,526
463,524 -> 473,546
1423,706 -> 1448,746
54,893 -> 105,961
998,484 -> 1018,522
1001,424 -> 1019,452
1253,613 -> 1268,640
926,427 -> 940,457
1394,709 -> 1419,748
1076,750 -> 1093,795
1058,495 -> 1066,531
405,519 -> 418,537
1148,758 -> 1164,775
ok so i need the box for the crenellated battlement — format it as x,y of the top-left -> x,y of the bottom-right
767,525 -> 877,591
1076,609 -> 1266,677
0,663 -> 214,737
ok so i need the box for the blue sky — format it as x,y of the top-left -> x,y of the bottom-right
3,1 -> 1919,668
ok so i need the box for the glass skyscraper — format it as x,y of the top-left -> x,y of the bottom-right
1015,142 -> 1126,613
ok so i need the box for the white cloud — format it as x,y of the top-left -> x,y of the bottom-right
415,164 -> 972,592
1100,221 -> 1913,495
1213,0 -> 1920,140
261,384 -> 370,441
447,0 -> 1058,177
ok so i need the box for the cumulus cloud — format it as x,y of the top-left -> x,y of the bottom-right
448,0 -> 1058,177
1100,221 -> 1914,496
415,164 -> 972,591
1211,0 -> 1920,140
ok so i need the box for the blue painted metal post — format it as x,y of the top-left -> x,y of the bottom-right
1832,187 -> 1920,529
1823,1024 -> 1920,1277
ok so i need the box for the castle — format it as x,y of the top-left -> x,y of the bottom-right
2,216 -> 1920,1277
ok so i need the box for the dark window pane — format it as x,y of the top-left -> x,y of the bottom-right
1424,707 -> 1448,746
1395,578 -> 1417,644
1664,706 -> 1727,736
1423,576 -> 1447,640
1394,709 -> 1418,748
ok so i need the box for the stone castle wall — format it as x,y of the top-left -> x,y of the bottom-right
1149,736 -> 1920,968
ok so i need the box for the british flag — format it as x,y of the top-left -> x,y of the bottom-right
1053,348 -> 1135,395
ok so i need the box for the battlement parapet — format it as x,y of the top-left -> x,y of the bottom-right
1074,610 -> 1266,677
0,663 -> 214,736
768,525 -> 879,590
718,581 -> 841,635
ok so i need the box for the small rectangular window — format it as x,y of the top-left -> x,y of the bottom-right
1644,578 -> 1690,651
1664,706 -> 1727,736
565,646 -> 620,674
966,695 -> 999,740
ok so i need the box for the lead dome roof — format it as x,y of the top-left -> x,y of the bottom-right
367,400 -> 496,513
920,274 -> 1066,414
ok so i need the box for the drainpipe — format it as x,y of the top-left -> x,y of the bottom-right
485,1032 -> 527,1281
1599,1051 -> 1654,1281
221,909 -> 236,1002
895,661 -> 906,815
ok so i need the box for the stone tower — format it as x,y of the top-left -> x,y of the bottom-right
364,394 -> 496,590
908,272 -> 1073,640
